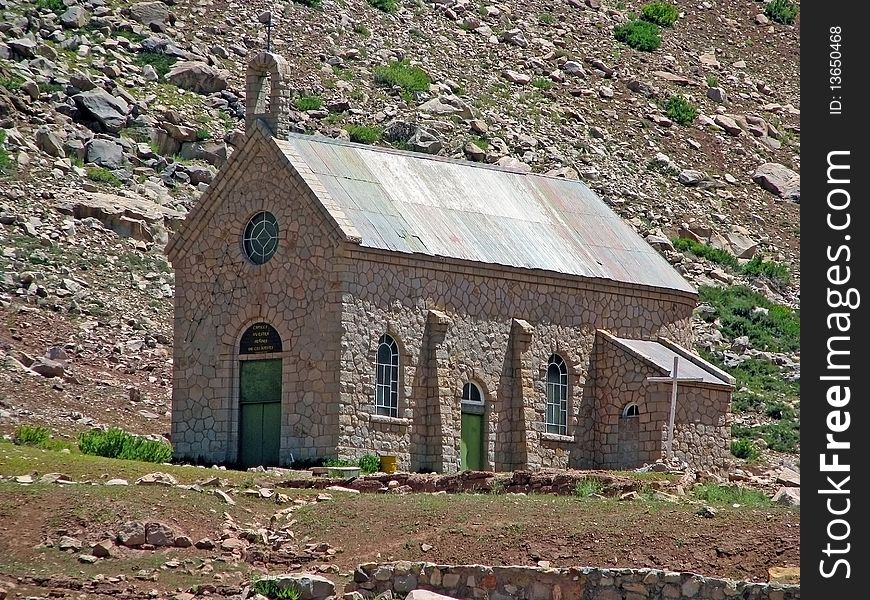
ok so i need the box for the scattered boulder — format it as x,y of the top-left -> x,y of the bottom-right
145,522 -> 176,546
166,61 -> 230,94
677,170 -> 707,186
8,38 -> 37,59
35,127 -> 65,158
130,2 -> 172,29
58,536 -> 83,552
86,139 -> 125,170
91,540 -> 114,558
772,487 -> 800,506
30,356 -> 66,378
60,6 -> 91,29
776,467 -> 801,487
752,162 -> 800,201
73,89 -> 129,133
117,521 -> 147,547
502,70 -> 531,85
136,472 -> 178,486
713,114 -> 743,136
418,95 -> 474,120
54,191 -> 183,244
706,87 -> 727,103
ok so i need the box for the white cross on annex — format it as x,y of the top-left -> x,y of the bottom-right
646,356 -> 704,460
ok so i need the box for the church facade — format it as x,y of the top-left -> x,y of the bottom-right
166,52 -> 733,473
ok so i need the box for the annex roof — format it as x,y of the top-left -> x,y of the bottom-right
608,335 -> 734,386
276,133 -> 696,296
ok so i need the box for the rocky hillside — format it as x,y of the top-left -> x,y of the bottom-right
0,0 -> 800,465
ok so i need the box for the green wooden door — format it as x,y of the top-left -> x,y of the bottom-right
239,359 -> 282,468
460,412 -> 484,471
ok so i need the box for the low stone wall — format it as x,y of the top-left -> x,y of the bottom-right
278,469 -> 685,496
346,563 -> 799,600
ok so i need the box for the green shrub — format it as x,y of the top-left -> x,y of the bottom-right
692,483 -> 770,506
295,95 -> 323,111
115,29 -> 147,43
730,438 -> 759,461
14,425 -> 51,447
765,401 -> 795,421
665,95 -> 697,125
531,77 -> 554,90
0,75 -> 25,91
672,237 -> 739,269
764,0 -> 798,25
292,0 -> 323,7
134,50 -> 177,78
346,124 -> 382,144
0,130 -> 11,174
353,22 -> 371,36
358,453 -> 380,473
195,128 -> 211,141
373,60 -> 431,94
641,2 -> 679,27
697,286 -> 800,353
573,477 -> 605,498
705,74 -> 719,88
35,0 -> 66,12
538,12 -> 556,25
741,256 -> 791,285
78,428 -> 172,463
614,19 -> 661,52
252,579 -> 302,600
86,166 -> 122,186
368,0 -> 398,12
323,457 -> 356,467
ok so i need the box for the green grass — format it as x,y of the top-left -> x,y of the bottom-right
0,75 -> 25,91
38,81 -> 64,94
469,136 -> 490,150
705,74 -> 719,87
294,95 -> 323,111
292,0 -> 323,7
573,477 -> 605,498
195,128 -> 211,141
730,438 -> 760,461
346,124 -> 382,144
368,0 -> 398,12
697,285 -> 800,353
115,29 -> 147,43
614,19 -> 662,52
86,166 -> 122,186
641,2 -> 679,27
134,50 -> 177,79
373,60 -> 431,95
35,0 -> 66,12
78,428 -> 173,463
732,419 -> 799,453
741,256 -> 791,285
764,0 -> 799,25
0,130 -> 11,174
12,425 -> 72,451
672,237 -> 739,269
664,95 -> 698,125
531,77 -> 554,90
692,484 -> 770,507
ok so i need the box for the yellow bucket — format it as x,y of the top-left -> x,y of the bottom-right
380,454 -> 398,474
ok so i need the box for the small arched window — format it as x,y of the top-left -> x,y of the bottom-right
621,403 -> 640,418
375,334 -> 399,417
545,354 -> 568,435
462,382 -> 484,404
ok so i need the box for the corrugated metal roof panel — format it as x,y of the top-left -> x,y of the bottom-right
614,337 -> 729,385
274,135 -> 695,295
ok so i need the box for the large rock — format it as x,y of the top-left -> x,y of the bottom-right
36,127 -> 65,158
418,95 -> 474,120
60,6 -> 91,28
136,472 -> 178,486
73,89 -> 129,133
7,38 -> 37,59
130,2 -> 171,29
713,114 -> 743,136
677,170 -> 707,186
776,467 -> 801,487
752,162 -> 800,202
406,591 -> 456,600
117,521 -> 146,547
772,487 -> 800,506
178,140 -> 228,167
86,139 -> 125,170
258,575 -> 335,600
54,191 -> 184,244
166,61 -> 229,94
30,356 -> 66,378
407,128 -> 443,155
145,522 -> 176,546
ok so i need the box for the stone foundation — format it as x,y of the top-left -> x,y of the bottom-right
347,562 -> 799,600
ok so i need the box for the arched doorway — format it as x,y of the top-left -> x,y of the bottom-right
460,382 -> 486,471
617,402 -> 640,468
238,322 -> 283,468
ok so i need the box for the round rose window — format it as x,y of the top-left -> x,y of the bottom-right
242,211 -> 278,264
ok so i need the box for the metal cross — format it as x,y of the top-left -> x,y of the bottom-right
258,11 -> 273,52
646,356 -> 703,460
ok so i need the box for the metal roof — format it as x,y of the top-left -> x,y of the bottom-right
612,337 -> 731,385
275,134 -> 696,295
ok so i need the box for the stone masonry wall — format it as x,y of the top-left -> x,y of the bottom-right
593,335 -> 731,471
347,562 -> 799,600
335,249 -> 695,473
171,133 -> 343,465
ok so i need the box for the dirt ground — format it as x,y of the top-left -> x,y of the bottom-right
0,443 -> 799,599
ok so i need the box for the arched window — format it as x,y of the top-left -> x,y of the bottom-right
621,403 -> 639,418
545,354 -> 568,435
375,334 -> 399,417
462,382 -> 484,404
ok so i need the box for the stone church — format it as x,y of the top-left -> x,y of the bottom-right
166,52 -> 734,473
